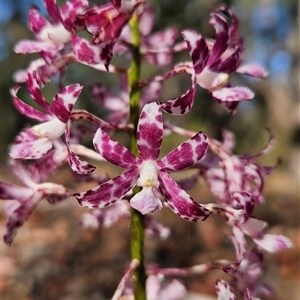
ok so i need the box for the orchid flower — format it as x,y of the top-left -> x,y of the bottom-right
140,5 -> 268,114
0,159 -> 70,246
10,80 -> 83,161
75,102 -> 211,221
14,0 -> 89,62
10,60 -> 118,173
91,73 -> 161,125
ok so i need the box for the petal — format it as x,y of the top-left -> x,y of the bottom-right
14,40 -> 57,54
60,0 -> 89,30
130,187 -> 163,214
207,13 -> 229,66
160,79 -> 196,115
28,6 -> 49,33
10,128 -> 53,160
10,159 -> 39,186
51,84 -> 83,123
253,234 -> 293,253
157,132 -> 208,171
3,193 -> 42,246
159,171 -> 211,221
240,217 -> 267,237
0,182 -> 33,200
65,122 -> 95,174
137,102 -> 163,160
236,63 -> 268,78
230,226 -> 247,262
111,259 -> 140,300
139,5 -> 155,36
91,83 -> 125,111
215,279 -> 236,300
44,0 -> 63,23
75,169 -> 139,209
181,29 -> 209,75
212,86 -> 254,102
26,62 -> 52,113
93,128 -> 140,169
72,35 -> 112,66
10,86 -> 49,122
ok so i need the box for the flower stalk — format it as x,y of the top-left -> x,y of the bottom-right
128,14 -> 147,299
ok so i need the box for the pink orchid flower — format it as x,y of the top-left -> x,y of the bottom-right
75,102 -> 211,221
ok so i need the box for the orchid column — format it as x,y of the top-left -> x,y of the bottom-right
128,13 -> 147,299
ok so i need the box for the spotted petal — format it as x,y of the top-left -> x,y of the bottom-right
237,63 -> 268,78
137,102 -> 163,160
3,193 -> 42,246
207,13 -> 229,67
14,40 -> 58,54
10,128 -> 53,160
157,132 -> 208,171
215,279 -> 236,300
60,0 -> 89,30
159,171 -> 211,221
160,79 -> 196,115
212,86 -> 254,102
94,128 -> 141,169
72,35 -> 112,66
65,122 -> 95,174
51,84 -> 83,123
26,62 -> 52,113
10,86 -> 49,122
28,6 -> 48,33
75,169 -> 139,209
181,29 -> 209,75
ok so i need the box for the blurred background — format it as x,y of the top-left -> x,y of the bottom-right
0,0 -> 299,299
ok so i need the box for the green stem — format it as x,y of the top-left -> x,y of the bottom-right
128,14 -> 147,300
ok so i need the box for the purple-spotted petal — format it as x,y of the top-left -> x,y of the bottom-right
181,29 -> 209,75
14,40 -> 57,54
93,128 -> 140,169
3,193 -> 42,246
26,62 -> 52,113
65,122 -> 95,174
207,13 -> 229,66
215,279 -> 236,300
137,102 -> 163,160
28,6 -> 48,33
157,132 -> 208,171
212,86 -> 254,102
237,63 -> 268,78
10,128 -> 53,159
72,35 -> 112,66
159,171 -> 211,221
51,84 -> 83,123
160,78 -> 196,115
10,86 -> 49,122
75,169 -> 139,209
44,0 -> 63,23
60,0 -> 89,30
